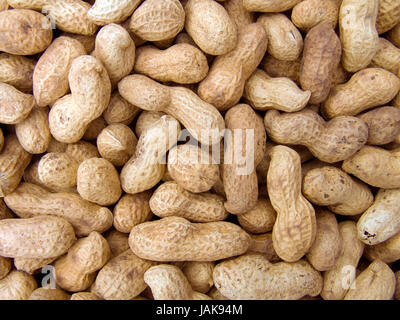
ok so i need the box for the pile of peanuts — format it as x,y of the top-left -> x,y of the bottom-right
1,0 -> 400,301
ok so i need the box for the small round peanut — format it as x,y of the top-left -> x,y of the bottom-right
104,229 -> 130,258
0,270 -> 37,300
0,53 -> 35,93
28,287 -> 71,300
182,262 -> 214,294
14,257 -> 55,275
83,116 -> 108,141
70,292 -> 101,300
135,111 -> 165,137
237,198 -> 277,234
103,93 -> 140,126
87,0 -> 142,25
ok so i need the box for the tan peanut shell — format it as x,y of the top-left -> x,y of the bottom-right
97,124 -> 137,167
135,111 -> 165,137
129,216 -> 251,262
15,107 -> 51,154
134,44 -> 208,84
370,38 -> 400,74
0,257 -> 11,280
364,232 -> 400,263
303,166 -> 373,215
182,262 -> 214,294
267,145 -> 316,262
247,233 -> 280,262
306,209 -> 342,272
0,53 -> 35,93
120,115 -> 181,194
149,181 -> 228,222
339,0 -> 379,72
55,232 -> 111,292
357,106 -> 400,145
14,257 -> 55,275
49,55 -> 111,143
322,68 -> 400,118
42,0 -> 98,35
321,221 -> 365,300
119,75 -> 224,146
29,288 -> 71,300
70,292 -> 101,300
83,116 -> 107,141
60,32 -> 96,54
388,22 -> 400,47
87,0 -> 142,25
4,182 -> 113,237
243,0 -> 302,12
357,189 -> 400,245
104,229 -> 130,257
0,82 -> 35,124
376,0 -> 400,34
257,13 -> 303,62
103,93 -> 140,126
300,23 -> 342,104
185,0 -> 237,55
237,198 -> 277,234
344,259 -> 396,300
213,253 -> 322,300
198,22 -> 267,111
244,69 -> 311,112
65,141 -> 99,164
168,144 -> 219,193
0,215 -> 76,259
223,0 -> 254,29
0,9 -> 52,55
0,135 -> 32,197
113,192 -> 153,234
264,109 -> 368,163
33,36 -> 86,107
130,0 -> 185,42
223,104 -> 267,214
342,146 -> 400,189
93,23 -> 135,87
91,249 -> 155,300
0,270 -> 37,300
291,0 -> 339,32
7,0 -> 48,9
144,264 -> 211,300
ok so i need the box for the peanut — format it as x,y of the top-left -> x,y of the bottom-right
364,232 -> 400,263
247,233 -> 280,262
0,53 -> 35,93
237,198 -> 277,234
223,0 -> 254,29
0,257 -> 11,280
104,229 -> 130,257
83,116 -> 107,141
261,55 -> 301,84
14,257 -> 55,275
103,93 -> 140,126
0,82 -> 35,124
182,262 -> 214,294
87,0 -> 142,25
243,0 -> 302,13
70,292 -> 101,300
376,0 -> 400,34
370,38 -> 400,74
0,270 -> 37,300
134,111 -> 165,137
28,287 -> 71,300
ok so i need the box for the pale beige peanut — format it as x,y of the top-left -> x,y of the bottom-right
77,158 -> 122,206
339,0 -> 379,72
135,111 -> 165,137
197,23 -> 267,111
306,209 -> 342,272
91,249 -> 156,300
97,124 -> 138,167
144,265 -> 211,300
0,9 -> 52,55
0,135 -> 32,197
267,145 -> 316,262
103,93 -> 140,126
87,0 -> 142,25
4,182 -> 113,237
223,0 -> 254,29
70,292 -> 101,300
92,23 -> 135,87
321,221 -> 365,300
0,53 -> 35,93
185,0 -> 237,55
303,166 -> 373,216
264,109 -> 368,163
60,32 -> 96,54
83,116 -> 107,141
243,0 -> 302,12
42,0 -> 98,35
365,232 -> 400,263
49,55 -> 111,143
37,152 -> 78,192
119,75 -> 224,146
182,262 -> 214,294
0,270 -> 37,300
357,189 -> 400,245
376,0 -> 400,34
15,107 -> 51,154
342,146 -> 400,189
0,82 -> 35,124
129,216 -> 251,262
344,259 -> 396,300
168,144 -> 219,193
134,44 -> 208,84
65,140 -> 99,164
257,13 -> 303,62
0,215 -> 76,259
130,0 -> 185,42
29,288 -> 71,300
55,232 -> 111,292
33,36 -> 86,107
7,0 -> 47,10
370,38 -> 400,74
47,138 -> 68,153
261,55 -> 301,84
213,253 -> 322,300
244,69 -> 311,112
14,257 -> 55,275
322,68 -> 400,118
291,0 -> 339,31
104,229 -> 130,257
357,106 -> 400,145
0,257 -> 11,280
149,181 -> 228,222
237,198 -> 277,234
113,192 -> 153,234
120,115 -> 181,194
